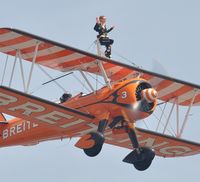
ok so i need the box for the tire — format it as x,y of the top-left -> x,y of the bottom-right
83,132 -> 104,157
133,147 -> 155,171
133,158 -> 153,171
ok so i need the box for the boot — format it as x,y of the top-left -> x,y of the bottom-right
105,46 -> 111,58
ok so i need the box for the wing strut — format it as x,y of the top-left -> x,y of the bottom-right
156,89 -> 199,138
179,89 -> 198,137
96,39 -> 112,89
79,70 -> 95,92
25,42 -> 40,93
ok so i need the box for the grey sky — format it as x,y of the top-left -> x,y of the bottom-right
0,0 -> 199,181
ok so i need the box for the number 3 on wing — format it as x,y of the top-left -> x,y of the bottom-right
121,91 -> 127,99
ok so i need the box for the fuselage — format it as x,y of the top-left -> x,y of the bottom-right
63,77 -> 157,122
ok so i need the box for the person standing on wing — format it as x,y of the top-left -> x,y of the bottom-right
94,16 -> 114,58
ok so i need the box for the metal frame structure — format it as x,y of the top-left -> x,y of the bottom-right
1,42 -> 69,94
79,70 -> 95,92
153,89 -> 198,138
3,43 -> 41,93
25,42 -> 40,93
95,39 -> 112,89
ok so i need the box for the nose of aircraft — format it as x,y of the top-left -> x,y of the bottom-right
141,88 -> 157,103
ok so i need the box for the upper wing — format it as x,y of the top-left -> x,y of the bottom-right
105,127 -> 200,158
0,28 -> 200,106
0,86 -> 95,132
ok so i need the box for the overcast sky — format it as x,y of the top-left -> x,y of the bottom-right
0,0 -> 199,181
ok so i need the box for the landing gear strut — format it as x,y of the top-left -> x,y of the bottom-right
83,119 -> 108,157
123,123 -> 155,171
110,116 -> 155,171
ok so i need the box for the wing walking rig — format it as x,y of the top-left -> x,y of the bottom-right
0,28 -> 199,171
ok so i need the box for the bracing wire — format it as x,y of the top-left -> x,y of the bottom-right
112,49 -> 137,66
152,113 -> 175,136
86,41 -> 96,51
158,103 -> 177,135
72,73 -> 91,92
142,119 -> 149,129
37,65 -> 67,93
86,72 -> 104,86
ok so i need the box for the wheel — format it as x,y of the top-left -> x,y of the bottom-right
83,132 -> 104,157
133,158 -> 153,171
133,147 -> 155,171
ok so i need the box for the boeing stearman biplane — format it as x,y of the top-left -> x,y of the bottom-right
0,28 -> 199,171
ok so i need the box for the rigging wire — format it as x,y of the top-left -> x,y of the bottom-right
156,102 -> 167,131
112,49 -> 137,66
86,72 -> 104,86
37,65 -> 67,93
152,112 -> 175,136
158,103 -> 177,135
142,119 -> 149,129
72,73 -> 91,93
86,40 -> 96,51
29,84 -> 44,94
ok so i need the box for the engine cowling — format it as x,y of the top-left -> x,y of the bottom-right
135,82 -> 157,113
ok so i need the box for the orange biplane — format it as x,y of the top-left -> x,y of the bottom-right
0,28 -> 199,171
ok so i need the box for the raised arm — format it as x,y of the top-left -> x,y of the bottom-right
106,26 -> 115,33
94,23 -> 102,32
94,17 -> 102,32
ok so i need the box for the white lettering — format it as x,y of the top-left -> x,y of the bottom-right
60,119 -> 85,128
36,111 -> 73,124
2,121 -> 39,140
2,129 -> 8,139
0,93 -> 17,106
139,137 -> 168,149
160,146 -> 192,155
9,102 -> 45,116
27,121 -> 31,129
16,123 -> 22,133
32,123 -> 39,128
10,127 -> 15,136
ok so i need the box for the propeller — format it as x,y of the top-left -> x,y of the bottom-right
134,82 -> 157,113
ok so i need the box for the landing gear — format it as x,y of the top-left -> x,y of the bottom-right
110,116 -> 155,171
132,147 -> 155,171
123,147 -> 155,171
84,119 -> 108,157
83,132 -> 104,157
76,115 -> 155,171
75,119 -> 108,157
122,123 -> 155,171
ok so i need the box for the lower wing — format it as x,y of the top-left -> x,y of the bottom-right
105,127 -> 200,157
0,86 -> 95,131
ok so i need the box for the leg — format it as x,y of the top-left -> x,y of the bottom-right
105,39 -> 114,58
99,38 -> 113,58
